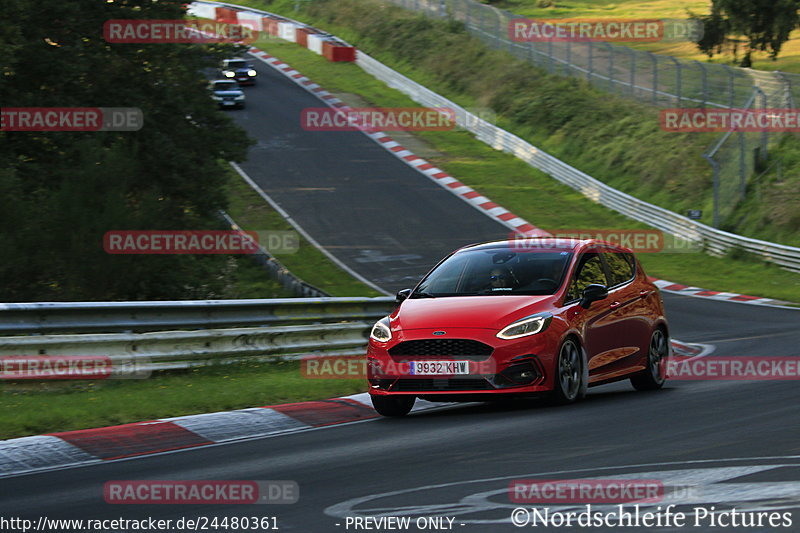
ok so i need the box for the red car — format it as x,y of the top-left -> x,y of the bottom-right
367,238 -> 670,416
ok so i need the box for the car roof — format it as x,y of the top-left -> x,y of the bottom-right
456,238 -> 633,254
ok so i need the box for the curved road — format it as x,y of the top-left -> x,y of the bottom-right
1,54 -> 798,533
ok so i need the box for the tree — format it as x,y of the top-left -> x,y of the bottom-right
1,0 -> 253,301
691,0 -> 800,67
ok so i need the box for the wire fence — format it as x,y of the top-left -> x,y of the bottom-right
384,0 -> 800,226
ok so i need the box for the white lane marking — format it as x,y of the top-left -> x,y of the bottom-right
326,458 -> 800,524
230,161 -> 390,296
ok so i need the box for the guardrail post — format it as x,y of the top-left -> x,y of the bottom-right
755,86 -> 768,164
723,64 -> 735,108
703,153 -> 721,228
648,52 -> 658,105
696,61 -> 708,108
607,43 -> 614,92
670,57 -> 682,106
587,41 -> 593,83
738,131 -> 747,201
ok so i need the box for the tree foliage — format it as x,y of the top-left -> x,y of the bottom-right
0,0 -> 253,301
691,0 -> 800,67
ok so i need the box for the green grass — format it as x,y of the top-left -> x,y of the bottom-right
237,4 -> 800,302
0,361 -> 365,439
225,168 -> 383,297
485,0 -> 800,73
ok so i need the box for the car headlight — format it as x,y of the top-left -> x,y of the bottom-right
211,95 -> 222,100
496,313 -> 552,340
224,71 -> 234,77
370,317 -> 392,342
235,95 -> 245,100
247,69 -> 257,76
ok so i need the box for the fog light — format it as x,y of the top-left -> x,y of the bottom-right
490,356 -> 544,388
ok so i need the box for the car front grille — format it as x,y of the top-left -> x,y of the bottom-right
388,339 -> 493,361
392,378 -> 494,392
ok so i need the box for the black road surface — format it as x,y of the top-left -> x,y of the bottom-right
229,56 -> 509,293
3,53 -> 798,533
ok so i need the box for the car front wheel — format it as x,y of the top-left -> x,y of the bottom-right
371,395 -> 415,417
549,338 -> 584,405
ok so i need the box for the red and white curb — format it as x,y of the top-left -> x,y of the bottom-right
0,393 -> 450,478
648,277 -> 791,307
246,46 -> 549,238
0,335 -> 711,479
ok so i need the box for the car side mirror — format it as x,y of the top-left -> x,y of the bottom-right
580,284 -> 608,309
396,289 -> 412,303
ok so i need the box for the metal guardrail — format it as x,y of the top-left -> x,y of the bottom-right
0,298 -> 396,374
219,210 -> 330,298
0,322 -> 376,374
0,297 -> 396,334
355,51 -> 800,272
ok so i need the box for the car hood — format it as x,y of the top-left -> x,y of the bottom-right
392,295 -> 553,331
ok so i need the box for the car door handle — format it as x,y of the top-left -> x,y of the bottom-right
609,301 -> 621,310
639,290 -> 652,297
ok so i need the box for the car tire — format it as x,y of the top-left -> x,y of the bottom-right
631,327 -> 668,391
371,395 -> 415,417
549,338 -> 584,405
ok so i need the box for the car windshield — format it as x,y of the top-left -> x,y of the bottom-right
214,82 -> 239,91
413,248 -> 573,297
226,60 -> 247,69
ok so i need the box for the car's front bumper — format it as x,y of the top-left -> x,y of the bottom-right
367,327 -> 560,397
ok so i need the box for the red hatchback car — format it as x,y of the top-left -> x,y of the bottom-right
367,238 -> 670,416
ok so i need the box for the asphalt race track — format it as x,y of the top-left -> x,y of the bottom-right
1,54 -> 798,533
228,57 -> 510,293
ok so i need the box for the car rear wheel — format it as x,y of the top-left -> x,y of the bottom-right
549,338 -> 583,404
371,395 -> 415,417
631,328 -> 668,391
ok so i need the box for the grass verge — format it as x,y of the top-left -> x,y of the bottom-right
0,361 -> 365,440
225,167 -> 383,297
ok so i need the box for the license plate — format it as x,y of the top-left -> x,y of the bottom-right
409,361 -> 469,375
223,101 -> 234,105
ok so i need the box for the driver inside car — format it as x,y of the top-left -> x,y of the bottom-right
488,267 -> 518,290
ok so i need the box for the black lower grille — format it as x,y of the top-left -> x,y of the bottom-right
392,378 -> 494,392
389,339 -> 493,360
